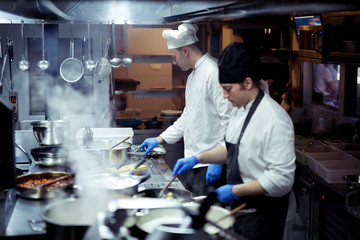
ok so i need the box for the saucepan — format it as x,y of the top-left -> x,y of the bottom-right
69,140 -> 131,167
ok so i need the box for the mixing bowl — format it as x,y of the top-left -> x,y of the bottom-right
31,120 -> 70,145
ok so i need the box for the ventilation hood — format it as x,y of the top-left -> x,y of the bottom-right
0,0 -> 359,25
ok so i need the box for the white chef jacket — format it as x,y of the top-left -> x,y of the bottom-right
225,93 -> 296,197
160,53 -> 233,168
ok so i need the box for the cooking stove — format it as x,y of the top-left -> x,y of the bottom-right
138,158 -> 185,191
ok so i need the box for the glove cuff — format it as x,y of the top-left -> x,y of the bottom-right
191,155 -> 199,165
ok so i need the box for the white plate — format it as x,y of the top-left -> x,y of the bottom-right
161,110 -> 182,116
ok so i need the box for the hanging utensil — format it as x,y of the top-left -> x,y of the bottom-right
158,173 -> 178,197
60,39 -> 84,83
17,21 -> 30,71
109,20 -> 121,68
122,20 -> 132,67
8,40 -> 14,92
95,38 -> 111,82
37,21 -> 50,70
84,21 -> 95,71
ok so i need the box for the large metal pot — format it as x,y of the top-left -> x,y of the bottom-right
29,198 -> 107,240
15,172 -> 74,199
31,120 -> 70,145
69,141 -> 131,168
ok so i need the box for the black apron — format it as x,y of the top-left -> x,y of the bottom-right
225,90 -> 290,240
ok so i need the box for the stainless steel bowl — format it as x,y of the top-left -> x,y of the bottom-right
31,120 -> 69,145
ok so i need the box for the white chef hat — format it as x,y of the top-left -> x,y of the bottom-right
162,23 -> 199,49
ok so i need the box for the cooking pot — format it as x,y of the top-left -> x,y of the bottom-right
15,172 -> 74,199
31,146 -> 68,167
69,140 -> 131,167
144,116 -> 163,129
137,187 -> 193,202
29,198 -> 107,240
31,120 -> 70,145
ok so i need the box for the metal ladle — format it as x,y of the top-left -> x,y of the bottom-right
109,20 -> 121,68
37,21 -> 50,70
122,20 -> 132,67
17,21 -> 30,71
84,21 -> 95,71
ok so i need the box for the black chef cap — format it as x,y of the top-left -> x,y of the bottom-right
218,42 -> 261,84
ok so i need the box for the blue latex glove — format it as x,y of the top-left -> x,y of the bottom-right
215,184 -> 239,203
206,164 -> 223,185
139,137 -> 159,155
172,155 -> 198,177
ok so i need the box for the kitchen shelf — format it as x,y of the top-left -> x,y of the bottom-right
115,88 -> 185,98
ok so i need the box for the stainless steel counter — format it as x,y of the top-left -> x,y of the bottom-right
4,154 -> 185,239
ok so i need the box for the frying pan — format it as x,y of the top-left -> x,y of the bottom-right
60,39 -> 84,83
15,171 -> 74,199
137,187 -> 193,202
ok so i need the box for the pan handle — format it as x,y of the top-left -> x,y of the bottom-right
28,219 -> 46,232
15,143 -> 33,164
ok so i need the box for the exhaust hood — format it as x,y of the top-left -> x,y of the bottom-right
0,0 -> 359,24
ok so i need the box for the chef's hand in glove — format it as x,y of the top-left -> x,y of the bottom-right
215,184 -> 239,203
139,137 -> 159,155
206,164 -> 222,185
172,155 -> 198,177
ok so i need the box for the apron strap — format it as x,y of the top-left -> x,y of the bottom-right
227,90 -> 264,185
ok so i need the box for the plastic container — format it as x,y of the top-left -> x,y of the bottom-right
295,144 -> 339,165
76,127 -> 134,146
307,152 -> 360,183
317,160 -> 360,183
308,152 -> 356,172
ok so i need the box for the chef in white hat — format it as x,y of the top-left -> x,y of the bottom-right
139,23 -> 233,196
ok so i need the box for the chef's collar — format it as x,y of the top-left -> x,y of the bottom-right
193,53 -> 211,70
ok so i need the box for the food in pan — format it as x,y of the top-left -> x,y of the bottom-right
17,178 -> 71,188
161,191 -> 184,202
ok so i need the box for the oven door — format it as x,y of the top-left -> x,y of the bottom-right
294,174 -> 315,240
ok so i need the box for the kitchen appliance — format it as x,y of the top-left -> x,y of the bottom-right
0,97 -> 15,191
293,174 -> 315,239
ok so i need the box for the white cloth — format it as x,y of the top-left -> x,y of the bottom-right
162,23 -> 199,49
313,64 -> 336,96
225,93 -> 296,197
160,53 -> 233,168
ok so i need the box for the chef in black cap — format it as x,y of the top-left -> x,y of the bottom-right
171,42 -> 296,240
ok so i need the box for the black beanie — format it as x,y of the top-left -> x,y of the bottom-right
218,42 -> 261,84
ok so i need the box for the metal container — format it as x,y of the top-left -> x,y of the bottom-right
30,146 -> 68,166
29,198 -> 107,240
31,120 -> 70,145
77,140 -> 132,166
15,172 -> 74,199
